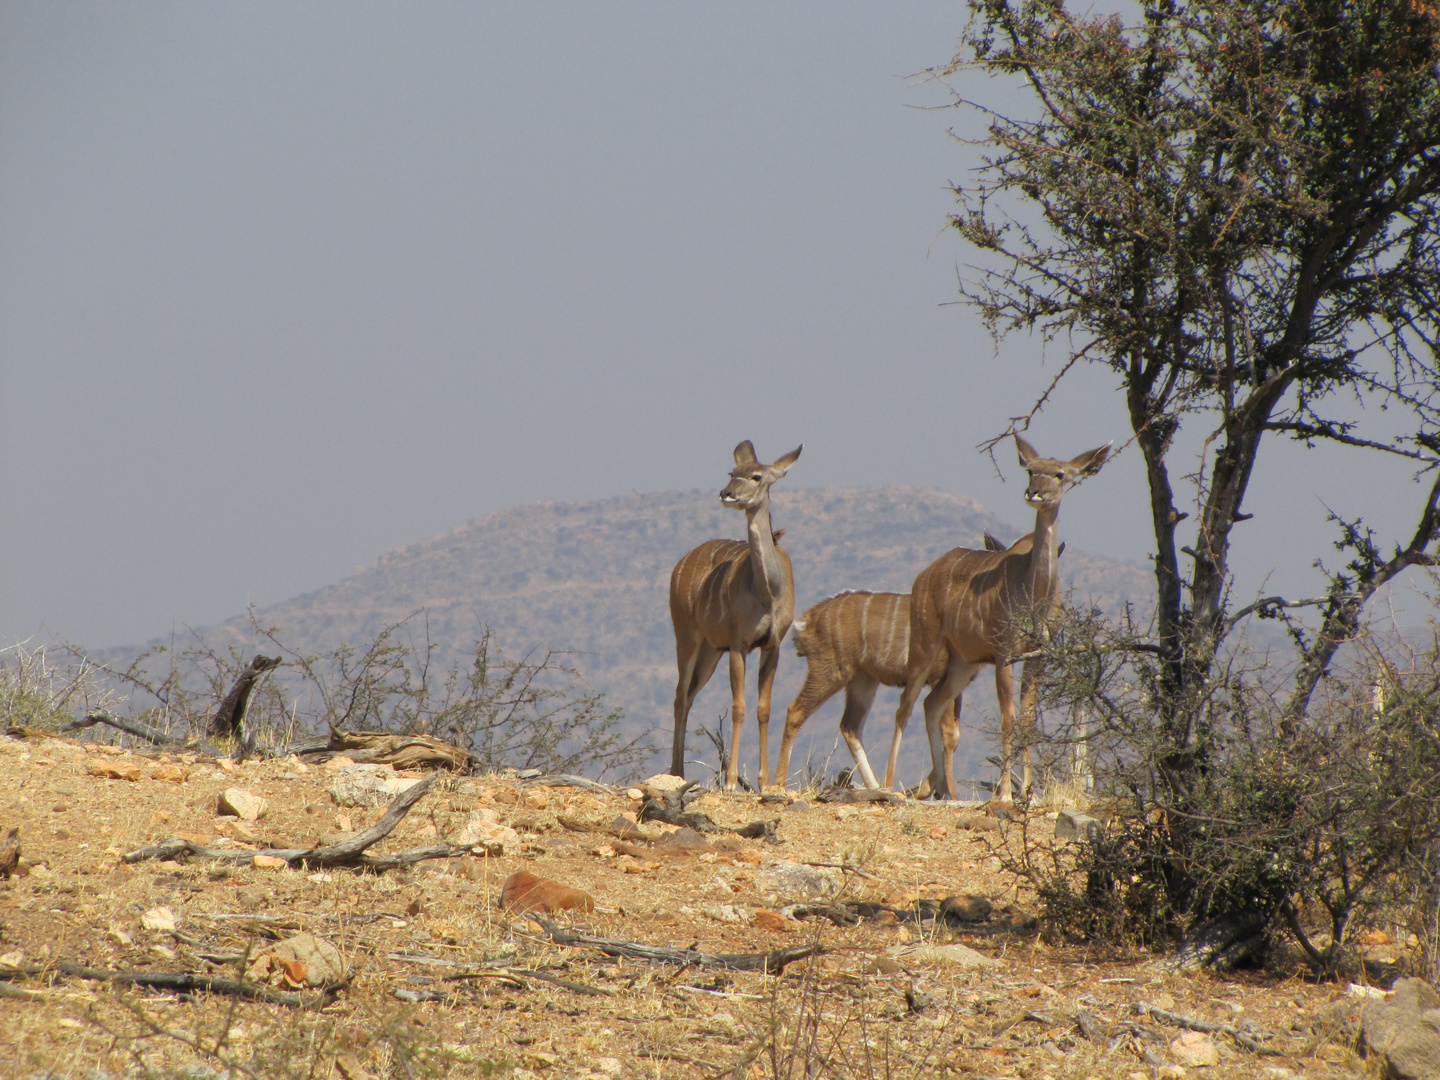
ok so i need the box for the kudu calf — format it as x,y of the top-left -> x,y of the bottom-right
669,441 -> 802,790
773,533 -> 1061,793
890,436 -> 1109,801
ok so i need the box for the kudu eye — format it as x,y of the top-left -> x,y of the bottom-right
750,473 -> 762,482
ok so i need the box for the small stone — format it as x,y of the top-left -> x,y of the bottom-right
954,815 -> 1003,832
886,943 -> 1001,970
523,788 -> 550,810
140,906 -> 177,932
1169,1031 -> 1219,1067
752,909 -> 795,932
273,933 -> 347,986
653,827 -> 714,857
625,787 -> 644,800
1055,808 -> 1102,841
453,809 -> 521,855
89,760 -> 141,782
252,854 -> 288,869
594,1058 -> 622,1078
939,894 -> 993,923
755,861 -> 842,899
328,763 -> 424,808
149,763 -> 189,783
640,773 -> 690,799
1361,977 -> 1440,1080
218,788 -> 268,821
500,871 -> 595,913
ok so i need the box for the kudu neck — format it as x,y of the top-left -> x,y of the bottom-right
744,498 -> 785,604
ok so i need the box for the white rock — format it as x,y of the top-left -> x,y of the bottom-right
886,943 -> 1001,970
1055,808 -> 1101,842
327,763 -> 424,808
755,861 -> 842,899
217,787 -> 268,821
140,906 -> 177,932
1169,1031 -> 1220,1067
453,809 -> 521,855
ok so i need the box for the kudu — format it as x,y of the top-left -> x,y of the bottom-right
669,441 -> 802,790
772,533 -> 1062,793
889,436 -> 1110,801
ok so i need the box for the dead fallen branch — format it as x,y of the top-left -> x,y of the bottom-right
519,772 -> 615,794
124,771 -> 457,873
639,785 -> 779,842
0,961 -> 338,1008
285,726 -> 473,771
1132,1002 -> 1277,1055
64,712 -> 226,758
529,916 -> 819,974
209,655 -> 281,741
813,786 -> 900,805
447,968 -> 610,996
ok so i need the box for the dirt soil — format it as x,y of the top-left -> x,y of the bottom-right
0,732 -> 1380,1079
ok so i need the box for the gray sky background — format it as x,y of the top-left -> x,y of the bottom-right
2,2 -> 1432,653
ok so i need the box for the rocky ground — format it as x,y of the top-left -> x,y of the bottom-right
0,730 -> 1424,1079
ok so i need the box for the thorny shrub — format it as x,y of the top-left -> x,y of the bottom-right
999,603 -> 1440,980
40,613 -> 653,782
0,640 -> 116,732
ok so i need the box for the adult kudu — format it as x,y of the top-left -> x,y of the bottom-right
772,533 -> 1061,793
889,436 -> 1110,801
669,441 -> 802,790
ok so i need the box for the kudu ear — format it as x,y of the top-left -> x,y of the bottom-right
1057,540 -> 1067,558
733,440 -> 759,467
769,444 -> 802,476
1015,434 -> 1041,469
982,531 -> 1005,551
1068,442 -> 1112,477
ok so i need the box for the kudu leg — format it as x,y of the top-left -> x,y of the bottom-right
672,641 -> 722,777
994,660 -> 1017,802
885,673 -> 929,790
838,675 -> 882,789
1016,658 -> 1044,799
776,664 -> 844,791
923,662 -> 978,800
753,645 -> 781,790
724,649 -> 748,791
915,696 -> 961,799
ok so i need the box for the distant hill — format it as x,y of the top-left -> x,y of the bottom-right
120,486 -> 1155,786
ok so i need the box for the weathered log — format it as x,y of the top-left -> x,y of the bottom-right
306,726 -> 473,771
208,655 -> 281,741
64,712 -> 227,758
124,771 -> 455,873
529,916 -> 819,974
0,960 -> 338,1008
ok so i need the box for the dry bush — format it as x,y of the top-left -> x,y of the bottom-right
43,613 -> 653,781
1002,604 -> 1440,978
0,640 -> 116,733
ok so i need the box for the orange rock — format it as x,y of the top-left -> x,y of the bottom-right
252,854 -> 289,870
500,870 -> 595,913
752,909 -> 795,932
149,763 -> 189,783
89,760 -> 141,782
523,787 -> 550,810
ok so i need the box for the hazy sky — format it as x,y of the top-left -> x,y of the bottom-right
2,2 -> 1432,652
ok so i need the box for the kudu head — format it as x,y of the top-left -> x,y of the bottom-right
720,441 -> 802,513
1015,435 -> 1111,511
